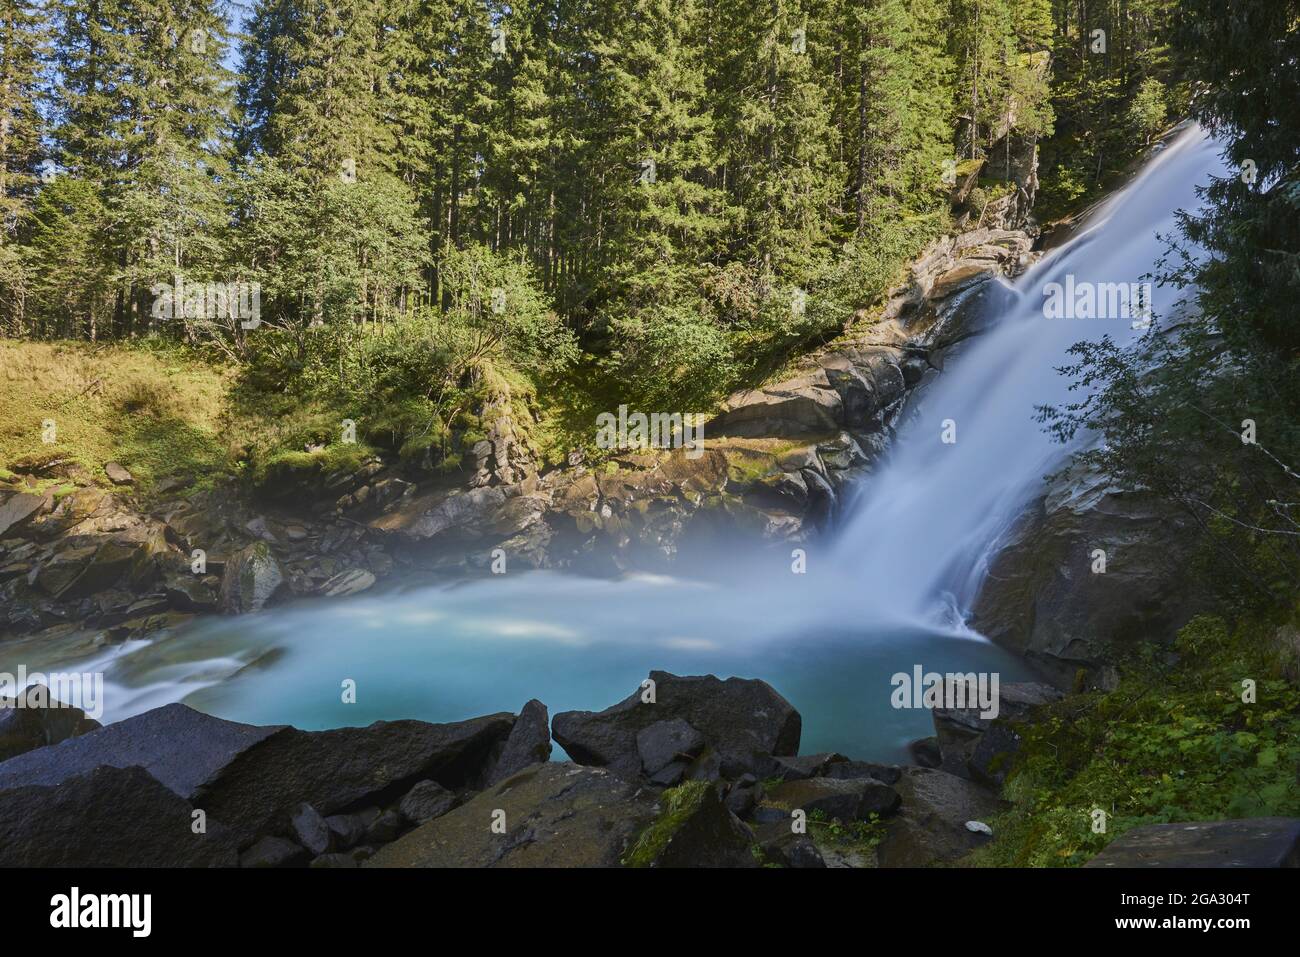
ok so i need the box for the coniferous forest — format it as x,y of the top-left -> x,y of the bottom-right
2,0 -> 1300,901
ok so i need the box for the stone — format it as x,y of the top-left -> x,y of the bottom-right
219,542 -> 285,614
193,712 -> 514,841
636,718 -> 706,776
319,568 -> 376,597
399,780 -> 458,825
104,462 -> 134,485
552,671 -> 801,779
876,768 -> 1008,867
1084,819 -> 1300,868
623,780 -> 758,868
289,802 -> 332,855
325,813 -> 367,849
909,736 -> 942,768
367,763 -> 659,868
0,683 -> 101,762
0,493 -> 46,538
932,681 -> 1064,785
486,699 -> 551,785
240,836 -> 307,868
364,809 -> 404,844
970,467 -> 1205,683
0,703 -> 284,799
0,765 -> 238,867
760,777 -> 900,823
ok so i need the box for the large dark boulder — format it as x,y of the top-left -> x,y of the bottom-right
366,763 -> 659,868
0,683 -> 101,762
1084,819 -> 1300,868
194,712 -> 515,841
0,703 -> 284,799
552,671 -> 801,779
0,765 -> 239,867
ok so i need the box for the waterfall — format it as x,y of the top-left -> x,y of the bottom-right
829,124 -> 1228,630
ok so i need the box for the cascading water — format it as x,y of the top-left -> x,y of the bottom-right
1,125 -> 1230,761
831,123 -> 1229,627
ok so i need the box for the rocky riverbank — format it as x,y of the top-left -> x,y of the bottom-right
4,671 -> 1295,868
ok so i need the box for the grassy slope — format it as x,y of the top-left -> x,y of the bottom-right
962,616 -> 1300,867
0,340 -> 232,493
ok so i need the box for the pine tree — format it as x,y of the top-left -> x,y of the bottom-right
0,0 -> 49,333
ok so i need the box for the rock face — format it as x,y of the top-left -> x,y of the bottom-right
366,763 -> 659,868
1084,819 -> 1300,869
875,767 -> 1007,867
0,765 -> 239,867
970,467 -> 1206,684
552,671 -> 801,779
0,684 -> 102,762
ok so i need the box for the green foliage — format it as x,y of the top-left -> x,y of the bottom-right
622,779 -> 712,868
968,616 -> 1300,867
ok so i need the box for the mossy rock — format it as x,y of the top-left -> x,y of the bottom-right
623,780 -> 758,868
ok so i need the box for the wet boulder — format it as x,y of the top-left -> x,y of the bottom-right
623,780 -> 758,868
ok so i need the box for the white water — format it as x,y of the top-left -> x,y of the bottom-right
0,126 -> 1229,759
832,124 -> 1228,625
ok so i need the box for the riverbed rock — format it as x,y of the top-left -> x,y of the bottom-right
552,671 -> 801,779
0,683 -> 102,762
219,542 -> 286,614
0,765 -> 239,867
319,568 -> 375,597
1084,818 -> 1300,868
876,767 -> 1008,867
366,763 -> 659,868
0,703 -> 284,799
194,712 -> 515,841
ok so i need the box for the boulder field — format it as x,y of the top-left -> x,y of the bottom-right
3,674 -> 1294,869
